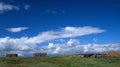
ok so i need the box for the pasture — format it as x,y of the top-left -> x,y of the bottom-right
0,56 -> 120,67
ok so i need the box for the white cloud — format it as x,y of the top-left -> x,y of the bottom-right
0,2 -> 19,13
48,43 -> 54,48
40,39 -> 120,55
7,27 -> 28,33
33,26 -> 105,43
0,37 -> 35,51
67,39 -> 80,46
63,26 -> 105,37
0,26 -> 110,57
24,5 -> 31,10
0,2 -> 31,14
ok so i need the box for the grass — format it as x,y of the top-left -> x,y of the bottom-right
0,56 -> 120,67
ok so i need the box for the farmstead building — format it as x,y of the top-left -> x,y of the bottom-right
6,54 -> 18,57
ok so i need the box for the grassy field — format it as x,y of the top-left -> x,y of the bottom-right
0,56 -> 120,67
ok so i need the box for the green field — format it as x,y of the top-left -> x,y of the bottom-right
0,56 -> 120,67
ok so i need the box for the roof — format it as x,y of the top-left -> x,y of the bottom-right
106,50 -> 120,57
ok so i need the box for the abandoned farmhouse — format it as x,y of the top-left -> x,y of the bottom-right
6,54 -> 18,57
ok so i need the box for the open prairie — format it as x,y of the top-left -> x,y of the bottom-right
0,56 -> 120,67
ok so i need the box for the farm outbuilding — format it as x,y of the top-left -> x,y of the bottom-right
106,50 -> 120,58
6,54 -> 18,57
83,54 -> 104,58
71,53 -> 104,58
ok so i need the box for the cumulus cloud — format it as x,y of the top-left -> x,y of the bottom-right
7,27 -> 28,33
24,38 -> 120,57
67,39 -> 80,46
39,39 -> 120,55
0,26 -> 110,57
0,2 -> 19,13
0,38 -> 120,57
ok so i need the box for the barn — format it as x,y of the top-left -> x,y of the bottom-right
106,50 -> 120,58
6,53 -> 18,57
71,54 -> 104,58
85,54 -> 105,58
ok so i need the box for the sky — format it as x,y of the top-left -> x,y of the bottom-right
0,0 -> 120,57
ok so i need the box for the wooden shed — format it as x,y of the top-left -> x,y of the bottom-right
6,53 -> 18,57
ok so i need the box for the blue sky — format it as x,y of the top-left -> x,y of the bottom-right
0,0 -> 120,57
